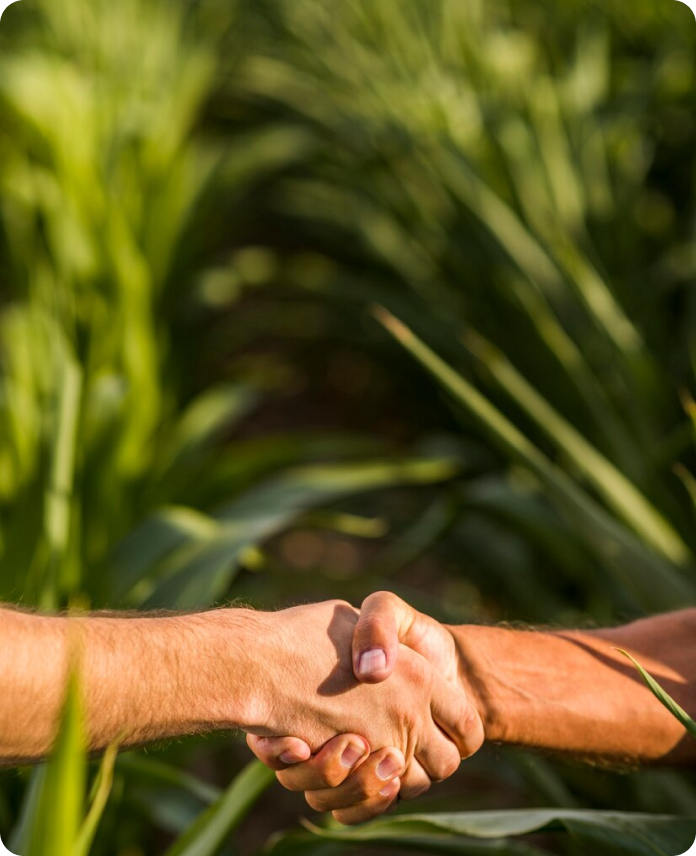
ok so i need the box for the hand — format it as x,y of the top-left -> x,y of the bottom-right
247,600 -> 477,804
350,591 -> 460,685
248,593 -> 484,822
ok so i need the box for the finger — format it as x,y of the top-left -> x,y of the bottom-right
353,591 -> 417,683
246,735 -> 312,771
276,735 -> 369,792
430,675 -> 485,760
304,747 -> 404,812
398,756 -> 432,801
415,718 -> 462,783
331,777 -> 401,826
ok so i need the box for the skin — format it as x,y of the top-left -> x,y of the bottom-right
249,592 -> 696,824
0,600 -> 479,793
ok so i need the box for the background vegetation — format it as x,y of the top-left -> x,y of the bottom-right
1,0 -> 696,852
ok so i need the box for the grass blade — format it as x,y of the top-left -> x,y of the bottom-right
463,330 -> 689,566
74,740 -> 119,856
616,649 -> 696,740
24,669 -> 86,856
164,761 -> 274,856
375,307 -> 694,608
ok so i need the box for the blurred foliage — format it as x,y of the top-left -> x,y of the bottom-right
1,0 -> 696,852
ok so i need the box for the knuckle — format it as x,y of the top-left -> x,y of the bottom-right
319,766 -> 345,788
357,613 -> 392,640
434,754 -> 460,782
464,704 -> 479,729
364,590 -> 400,612
359,612 -> 386,631
353,775 -> 375,800
458,706 -> 484,757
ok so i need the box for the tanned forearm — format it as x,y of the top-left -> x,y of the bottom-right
0,600 -> 477,783
0,607 -> 266,764
450,609 -> 696,765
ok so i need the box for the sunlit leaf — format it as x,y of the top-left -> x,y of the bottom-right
616,649 -> 696,740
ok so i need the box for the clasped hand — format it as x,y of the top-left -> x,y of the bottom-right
246,594 -> 484,825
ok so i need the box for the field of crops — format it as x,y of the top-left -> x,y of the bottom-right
1,0 -> 696,853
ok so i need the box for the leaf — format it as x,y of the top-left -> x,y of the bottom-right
164,761 -> 274,856
116,754 -> 223,836
128,457 -> 459,609
674,464 -> 696,518
9,768 -> 47,855
269,827 -> 541,856
141,532 -> 247,609
110,506 -> 221,602
116,755 -> 222,806
74,740 -> 119,856
306,810 -> 696,856
616,649 -> 696,740
463,330 -> 689,567
375,307 -> 694,610
44,349 -> 83,603
23,669 -> 86,856
151,384 -> 261,498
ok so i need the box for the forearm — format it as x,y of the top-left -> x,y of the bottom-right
0,607 -> 266,764
450,609 -> 696,765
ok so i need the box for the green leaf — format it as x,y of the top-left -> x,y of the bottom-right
116,755 -> 222,806
164,761 -> 274,856
44,349 -> 83,604
463,330 -> 689,566
151,384 -> 261,498
24,670 -> 86,856
616,649 -> 696,740
9,768 -> 47,855
271,826 -> 542,856
375,308 -> 694,610
110,506 -> 221,602
307,810 -> 696,856
129,457 -> 459,609
674,464 -> 696,519
141,532 -> 247,609
74,740 -> 119,856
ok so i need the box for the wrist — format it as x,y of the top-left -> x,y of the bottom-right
446,624 -> 506,743
189,608 -> 275,732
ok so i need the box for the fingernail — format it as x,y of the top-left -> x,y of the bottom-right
376,754 -> 400,780
280,751 -> 302,764
341,742 -> 366,769
380,777 -> 398,797
358,648 -> 387,676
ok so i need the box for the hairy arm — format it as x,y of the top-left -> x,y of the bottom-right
0,607 -> 266,763
0,600 -> 474,782
455,608 -> 696,764
250,597 -> 696,824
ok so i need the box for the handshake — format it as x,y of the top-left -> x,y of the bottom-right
2,591 -> 688,818
241,593 -> 486,825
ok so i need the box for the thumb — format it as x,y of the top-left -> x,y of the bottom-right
352,591 -> 417,684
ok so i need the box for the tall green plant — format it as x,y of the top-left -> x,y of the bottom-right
3,0 -> 696,853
